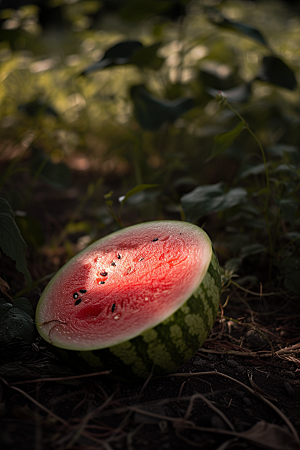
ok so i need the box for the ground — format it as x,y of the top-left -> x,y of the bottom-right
0,290 -> 299,450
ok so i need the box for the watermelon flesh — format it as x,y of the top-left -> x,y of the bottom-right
36,221 -> 221,381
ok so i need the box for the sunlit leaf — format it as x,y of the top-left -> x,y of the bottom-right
130,85 -> 194,131
259,56 -> 297,91
210,121 -> 245,159
0,198 -> 31,286
119,184 -> 158,205
181,183 -> 247,222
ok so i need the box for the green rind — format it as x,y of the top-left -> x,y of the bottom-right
55,248 -> 221,382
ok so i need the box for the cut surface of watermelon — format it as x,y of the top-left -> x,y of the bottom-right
36,221 -> 221,380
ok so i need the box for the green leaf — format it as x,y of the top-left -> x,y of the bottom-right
225,257 -> 242,274
104,191 -> 113,200
0,198 -> 31,286
200,64 -> 237,91
181,183 -> 247,222
238,163 -> 267,179
279,199 -> 299,226
81,40 -> 143,74
267,144 -> 298,159
0,300 -> 36,343
206,8 -> 269,48
18,97 -> 58,118
259,56 -> 297,91
130,85 -> 194,131
207,83 -> 252,104
274,164 -> 298,177
119,184 -> 158,205
211,122 -> 244,159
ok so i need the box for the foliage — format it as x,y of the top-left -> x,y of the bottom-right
0,0 -> 299,343
0,198 -> 31,285
181,182 -> 247,223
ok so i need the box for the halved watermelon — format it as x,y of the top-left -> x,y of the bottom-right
36,221 -> 221,381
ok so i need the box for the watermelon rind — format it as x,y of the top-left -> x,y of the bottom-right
36,221 -> 221,382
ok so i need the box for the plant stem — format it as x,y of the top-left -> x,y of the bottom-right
133,133 -> 143,185
179,204 -> 186,221
225,102 -> 270,211
224,100 -> 274,265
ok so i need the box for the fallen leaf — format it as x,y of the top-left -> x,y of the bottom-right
241,421 -> 300,450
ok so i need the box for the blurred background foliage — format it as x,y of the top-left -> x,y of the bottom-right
0,0 -> 299,295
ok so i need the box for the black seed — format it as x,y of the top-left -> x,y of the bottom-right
99,281 -> 105,285
73,292 -> 79,299
75,298 -> 81,306
111,303 -> 116,313
152,238 -> 159,242
139,257 -> 144,261
100,271 -> 108,276
79,289 -> 87,294
111,261 -> 116,266
117,254 -> 121,259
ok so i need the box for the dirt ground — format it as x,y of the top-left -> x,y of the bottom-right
1,292 -> 300,450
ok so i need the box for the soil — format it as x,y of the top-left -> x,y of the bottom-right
1,280 -> 299,450
0,165 -> 300,450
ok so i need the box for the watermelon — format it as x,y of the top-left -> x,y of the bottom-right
36,221 -> 221,382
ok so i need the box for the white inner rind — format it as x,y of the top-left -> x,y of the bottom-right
36,221 -> 212,350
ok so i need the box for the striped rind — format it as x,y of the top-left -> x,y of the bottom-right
56,247 -> 221,382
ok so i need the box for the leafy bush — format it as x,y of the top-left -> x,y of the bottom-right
0,0 -> 299,318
